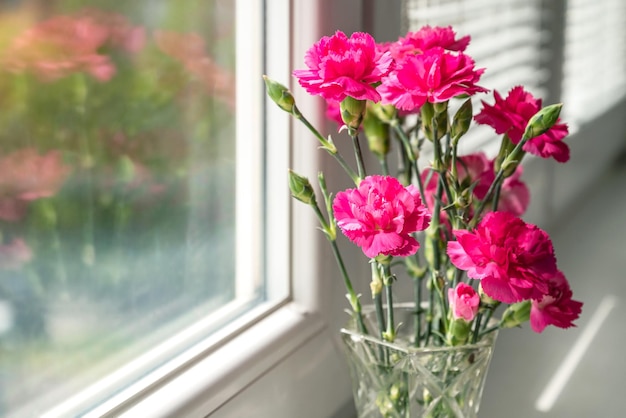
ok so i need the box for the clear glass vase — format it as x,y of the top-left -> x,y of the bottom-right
340,304 -> 498,418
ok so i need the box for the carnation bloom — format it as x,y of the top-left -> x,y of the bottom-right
378,47 -> 487,112
293,31 -> 393,102
530,271 -> 583,333
333,175 -> 431,258
389,25 -> 470,60
447,211 -> 557,303
421,152 -> 529,226
474,86 -> 570,162
448,282 -> 480,321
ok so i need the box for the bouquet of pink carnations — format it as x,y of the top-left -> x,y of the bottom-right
264,25 -> 582,350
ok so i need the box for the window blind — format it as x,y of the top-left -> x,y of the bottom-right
561,0 -> 626,122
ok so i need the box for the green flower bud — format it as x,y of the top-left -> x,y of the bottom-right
421,102 -> 448,141
370,262 -> 383,297
363,111 -> 390,158
451,98 -> 473,142
447,318 -> 472,346
263,75 -> 296,113
493,135 -> 520,177
523,103 -> 563,140
287,169 -> 316,205
369,102 -> 396,123
500,301 -> 531,329
478,283 -> 498,306
340,96 -> 367,133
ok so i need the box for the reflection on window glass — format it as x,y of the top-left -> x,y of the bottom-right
0,1 -> 244,415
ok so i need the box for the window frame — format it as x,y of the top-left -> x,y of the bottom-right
69,1 -> 357,417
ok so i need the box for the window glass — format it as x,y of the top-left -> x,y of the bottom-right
0,1 -> 257,416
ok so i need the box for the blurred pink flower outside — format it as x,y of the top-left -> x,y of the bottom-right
3,9 -> 145,82
0,148 -> 71,221
154,30 -> 236,110
0,238 -> 32,270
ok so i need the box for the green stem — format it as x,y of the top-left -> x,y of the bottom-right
413,277 -> 423,347
311,203 -> 367,335
471,312 -> 483,344
471,132 -> 533,227
492,182 -> 503,212
379,156 -> 389,176
383,264 -> 395,342
478,324 -> 500,339
296,112 -> 359,184
391,121 -> 427,204
373,291 -> 388,364
350,133 -> 367,180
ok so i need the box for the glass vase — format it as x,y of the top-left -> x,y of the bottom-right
340,304 -> 498,418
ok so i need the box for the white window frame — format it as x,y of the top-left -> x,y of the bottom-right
52,2 -> 358,417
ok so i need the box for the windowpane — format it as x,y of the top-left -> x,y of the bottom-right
0,1 -> 263,416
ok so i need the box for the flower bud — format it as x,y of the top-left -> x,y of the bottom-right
363,111 -> 390,158
478,283 -> 497,306
451,98 -> 473,142
340,96 -> 367,133
447,317 -> 472,346
421,102 -> 448,141
370,262 -> 383,297
523,103 -> 563,140
494,135 -> 518,176
287,169 -> 316,205
500,301 -> 531,329
263,75 -> 296,113
369,102 -> 396,123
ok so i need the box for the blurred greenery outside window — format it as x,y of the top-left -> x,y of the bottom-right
0,1 -> 260,416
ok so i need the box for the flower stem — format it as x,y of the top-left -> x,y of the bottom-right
391,121 -> 427,204
296,112 -> 360,184
383,263 -> 395,342
414,277 -> 423,346
350,132 -> 367,180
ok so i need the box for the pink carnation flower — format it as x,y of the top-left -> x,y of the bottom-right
293,31 -> 393,102
421,152 -> 529,226
333,175 -> 431,258
530,271 -> 583,333
474,86 -> 570,162
495,165 -> 530,216
447,211 -> 557,303
448,282 -> 480,321
378,47 -> 487,112
389,25 -> 470,60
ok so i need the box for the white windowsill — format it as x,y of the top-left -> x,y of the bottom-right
95,302 -> 326,417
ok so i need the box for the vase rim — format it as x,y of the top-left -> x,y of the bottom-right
342,302 -> 499,353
